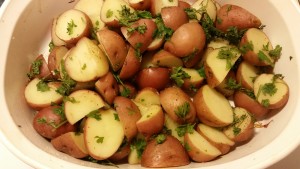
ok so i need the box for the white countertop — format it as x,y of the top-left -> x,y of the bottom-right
0,140 -> 299,168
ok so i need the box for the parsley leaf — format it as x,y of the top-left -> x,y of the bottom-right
87,110 -> 101,121
95,136 -> 104,143
156,134 -> 166,144
239,41 -> 254,54
66,19 -> 77,35
175,123 -> 195,137
152,16 -> 174,40
217,47 -> 239,70
257,50 -> 274,67
170,67 -> 191,87
130,138 -> 147,158
55,60 -> 77,96
269,45 -> 282,60
175,102 -> 190,119
27,59 -> 43,79
48,41 -> 55,52
36,80 -> 50,92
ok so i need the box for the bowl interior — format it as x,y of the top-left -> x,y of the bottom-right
1,0 -> 300,168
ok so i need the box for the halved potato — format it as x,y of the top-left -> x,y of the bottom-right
150,0 -> 178,16
64,37 -> 109,82
215,70 -> 236,97
134,87 -> 160,106
135,67 -> 170,90
84,108 -> 125,160
64,90 -> 105,125
191,0 -> 217,22
164,114 -> 184,143
161,6 -> 189,31
55,9 -> 91,44
184,129 -> 221,162
97,29 -> 128,72
24,78 -> 63,110
141,135 -> 190,167
147,37 -> 164,51
95,72 -> 119,105
193,85 -> 233,127
196,123 -> 235,155
48,46 -> 68,78
236,61 -> 259,90
223,107 -> 254,142
119,46 -> 141,79
28,54 -> 52,80
152,50 -> 183,68
128,0 -> 151,10
51,18 -> 66,46
51,132 -> 88,158
253,74 -> 289,109
109,143 -> 131,161
182,68 -> 205,91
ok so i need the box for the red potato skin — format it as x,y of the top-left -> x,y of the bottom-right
233,91 -> 269,119
95,72 -> 119,105
178,1 -> 191,9
141,135 -> 190,167
216,4 -> 262,32
161,6 -> 189,31
109,143 -> 131,162
33,106 -> 76,139
119,46 -> 141,80
118,83 -> 137,99
135,67 -> 170,90
182,50 -> 203,68
129,0 -> 151,10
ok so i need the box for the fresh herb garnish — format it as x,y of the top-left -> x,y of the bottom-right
197,66 -> 206,79
217,47 -> 239,70
55,60 -> 77,96
170,67 -> 191,87
226,77 -> 241,90
87,110 -> 101,121
152,15 -> 174,40
239,41 -> 254,54
106,9 -> 113,18
156,134 -> 166,144
257,50 -> 274,67
130,138 -> 147,158
269,45 -> 282,60
66,19 -> 77,35
27,59 -> 43,79
36,79 -> 50,92
175,123 -> 195,137
48,41 -> 55,52
175,102 -> 190,119
95,136 -> 104,143
114,113 -> 120,121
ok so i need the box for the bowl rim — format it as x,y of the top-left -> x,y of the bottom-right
1,0 -> 300,169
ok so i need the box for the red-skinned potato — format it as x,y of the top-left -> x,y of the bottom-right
109,143 -> 131,161
236,61 -> 259,90
182,68 -> 205,91
150,0 -> 178,16
234,90 -> 269,119
51,18 -> 66,46
216,4 -> 261,32
119,83 -> 137,99
51,132 -> 88,158
151,50 -> 183,68
161,6 -> 189,31
140,51 -> 157,69
119,46 -> 141,79
33,106 -> 76,139
97,28 -> 128,72
182,50 -> 203,68
160,86 -> 196,124
141,135 -> 190,167
129,0 -> 151,10
55,9 -> 92,45
121,19 -> 157,52
215,71 -> 236,98
178,1 -> 191,9
164,22 -> 206,58
48,46 -> 68,79
147,37 -> 164,51
114,96 -> 142,141
28,54 -> 52,80
135,67 -> 170,90
95,72 -> 119,105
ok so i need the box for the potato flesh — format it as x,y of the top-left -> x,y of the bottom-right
70,132 -> 88,154
239,61 -> 258,89
164,114 -> 184,143
191,0 -> 217,21
85,109 -> 124,160
134,88 -> 160,106
25,78 -> 62,106
65,90 -> 105,124
137,105 -> 162,122
100,0 -> 134,23
197,124 -> 234,146
203,85 -> 233,124
65,37 -> 109,82
182,68 -> 204,84
152,0 -> 178,16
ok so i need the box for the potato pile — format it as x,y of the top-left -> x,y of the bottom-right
24,0 -> 289,168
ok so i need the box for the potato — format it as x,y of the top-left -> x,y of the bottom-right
205,46 -> 241,88
147,37 -> 164,51
55,9 -> 91,44
121,19 -> 157,52
51,18 -> 66,47
84,108 -> 125,160
119,46 -> 141,79
150,0 -> 178,16
118,82 -> 137,99
215,70 -> 236,97
164,22 -> 206,58
223,107 -> 254,142
72,81 -> 97,92
136,105 -> 164,138
134,87 -> 160,106
64,90 -> 105,125
33,106 -> 75,139
191,0 -> 217,22
141,135 -> 190,167
216,4 -> 261,32
164,114 -> 184,143
64,37 -> 109,82
240,28 -> 275,66
109,143 -> 131,161
51,132 -> 88,158
178,1 -> 191,9
128,146 -> 141,164
140,51 -> 157,69
182,68 -> 205,91
236,61 -> 259,90
193,85 -> 233,127
233,90 -> 269,119
161,6 -> 189,31
95,72 -> 119,105
135,67 -> 170,90
196,123 -> 235,155
184,129 -> 221,162
48,46 -> 68,79
24,78 -> 63,110
253,74 -> 289,109
151,50 -> 183,68
180,0 -> 197,5
182,50 -> 203,68
100,0 -> 134,27
97,29 -> 128,72
28,54 -> 52,80
114,96 -> 142,141
128,0 -> 151,10
160,86 -> 196,124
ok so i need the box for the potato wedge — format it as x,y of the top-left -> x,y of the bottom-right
216,4 -> 261,32
55,9 -> 91,44
51,18 -> 66,47
236,61 -> 259,90
141,135 -> 190,167
196,123 -> 234,155
114,96 -> 142,141
64,37 -> 109,82
84,108 -> 125,160
193,85 -> 233,127
223,107 -> 254,142
51,132 -> 88,158
24,78 -> 63,110
95,72 -> 119,105
150,0 -> 178,16
64,90 -> 105,125
152,50 -> 183,68
134,87 -> 160,106
160,86 -> 196,124
97,29 -> 128,72
147,37 -> 164,51
253,74 -> 289,109
119,46 -> 141,79
184,129 -> 221,162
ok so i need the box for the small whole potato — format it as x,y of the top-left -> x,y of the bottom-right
164,22 -> 206,58
135,67 -> 170,90
33,106 -> 76,139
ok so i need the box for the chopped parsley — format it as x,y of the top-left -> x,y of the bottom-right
217,47 -> 239,70
175,102 -> 190,119
175,123 -> 195,137
95,136 -> 104,143
55,60 -> 77,96
87,110 -> 101,121
27,59 -> 43,79
36,80 -> 50,92
261,83 -> 277,96
231,113 -> 248,136
226,77 -> 241,90
130,138 -> 147,158
239,41 -> 254,54
155,134 -> 166,144
170,67 -> 191,87
114,113 -> 120,121
66,19 -> 77,35
197,66 -> 206,79
53,106 -> 66,120
261,99 -> 270,107
152,15 -> 174,40
127,24 -> 147,35
113,74 -> 131,98
118,5 -> 152,27
81,63 -> 87,70
269,45 -> 282,60
134,42 -> 143,61
257,50 -> 274,67
48,41 -> 55,52
106,9 -> 113,18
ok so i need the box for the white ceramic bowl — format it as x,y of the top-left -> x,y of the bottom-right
1,0 -> 300,168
